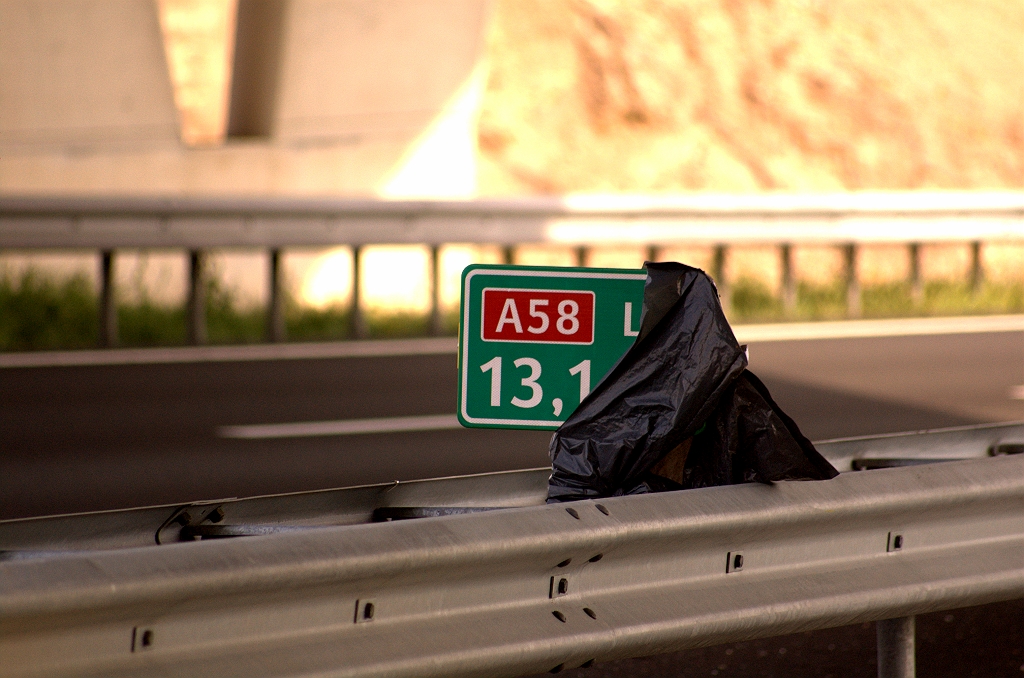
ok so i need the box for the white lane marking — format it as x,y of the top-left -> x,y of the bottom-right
2,314 -> 1022,369
218,414 -> 462,440
734,314 -> 1024,343
0,337 -> 458,369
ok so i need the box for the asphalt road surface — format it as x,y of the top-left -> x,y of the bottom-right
2,330 -> 1022,520
2,327 -> 1022,677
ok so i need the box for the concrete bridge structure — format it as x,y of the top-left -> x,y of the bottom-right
0,0 -> 492,197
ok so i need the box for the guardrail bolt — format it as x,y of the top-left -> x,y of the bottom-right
354,599 -> 375,623
989,443 -> 1024,456
131,627 -> 154,652
549,575 -> 570,598
887,532 -> 904,552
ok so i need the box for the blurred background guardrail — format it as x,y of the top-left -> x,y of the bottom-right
2,192 -> 1023,347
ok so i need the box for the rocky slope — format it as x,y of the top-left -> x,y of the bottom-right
477,0 -> 1024,194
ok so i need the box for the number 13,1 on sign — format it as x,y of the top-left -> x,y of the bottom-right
458,265 -> 646,430
480,357 -> 591,416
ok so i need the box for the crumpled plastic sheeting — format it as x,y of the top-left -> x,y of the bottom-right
547,262 -> 837,503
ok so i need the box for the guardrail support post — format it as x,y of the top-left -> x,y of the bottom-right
712,244 -> 731,314
575,246 -> 588,268
430,245 -> 443,336
503,246 -> 515,266
780,243 -> 796,316
351,245 -> 367,339
969,240 -> 982,296
908,242 -> 923,306
99,250 -> 117,347
646,245 -> 659,264
877,616 -> 915,678
266,248 -> 285,343
187,250 -> 207,345
844,243 -> 861,318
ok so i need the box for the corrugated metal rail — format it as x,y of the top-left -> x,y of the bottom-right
2,193 -> 1023,248
2,192 -> 1022,342
1,424 -> 1022,678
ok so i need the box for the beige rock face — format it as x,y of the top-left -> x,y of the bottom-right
478,0 -> 1024,194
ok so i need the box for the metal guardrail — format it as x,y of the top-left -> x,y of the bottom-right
3,193 -> 1024,247
1,457 -> 1021,677
1,425 -> 1022,678
2,192 -> 1022,345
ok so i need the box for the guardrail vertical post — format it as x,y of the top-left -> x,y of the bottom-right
503,246 -> 515,266
646,245 -> 659,264
908,242 -> 923,306
575,246 -> 588,268
877,616 -> 915,678
99,250 -> 117,347
266,248 -> 285,343
187,250 -> 207,345
780,243 -> 796,316
844,243 -> 861,318
712,244 -> 731,314
969,240 -> 983,296
351,245 -> 367,339
430,245 -> 443,336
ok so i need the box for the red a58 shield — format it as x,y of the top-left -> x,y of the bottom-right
481,288 -> 595,344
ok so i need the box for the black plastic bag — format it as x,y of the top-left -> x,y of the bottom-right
547,262 -> 837,503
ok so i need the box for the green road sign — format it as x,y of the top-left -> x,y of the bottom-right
458,264 -> 646,430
